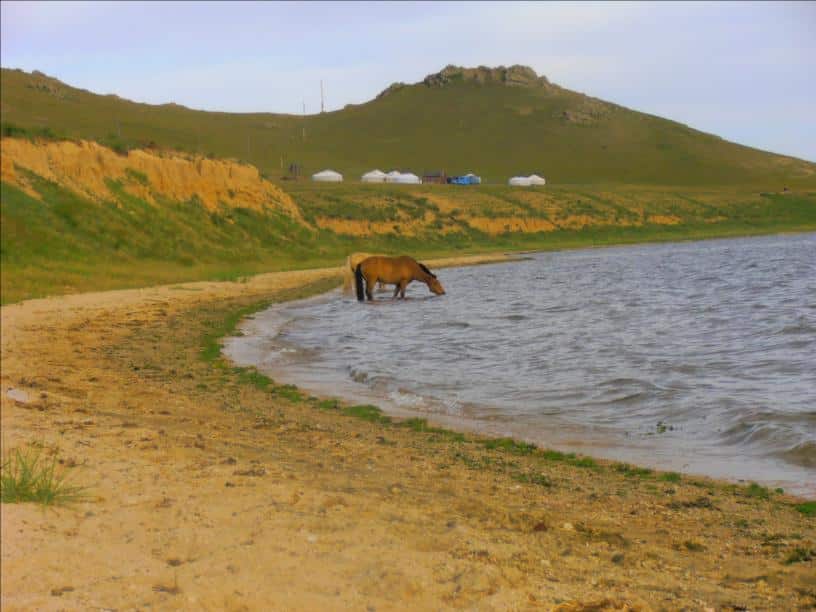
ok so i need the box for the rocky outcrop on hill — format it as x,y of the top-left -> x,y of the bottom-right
422,64 -> 552,88
376,65 -> 554,99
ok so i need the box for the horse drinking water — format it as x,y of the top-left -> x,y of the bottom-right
355,256 -> 445,301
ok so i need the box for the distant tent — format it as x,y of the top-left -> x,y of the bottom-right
394,172 -> 421,184
528,174 -> 546,185
508,176 -> 532,186
361,169 -> 387,183
312,169 -> 343,182
449,173 -> 481,185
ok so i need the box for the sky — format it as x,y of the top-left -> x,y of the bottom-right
2,1 -> 815,161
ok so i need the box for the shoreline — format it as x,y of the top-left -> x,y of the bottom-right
224,244 -> 816,498
2,250 -> 815,609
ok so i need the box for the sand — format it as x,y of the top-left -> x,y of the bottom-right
2,254 -> 814,611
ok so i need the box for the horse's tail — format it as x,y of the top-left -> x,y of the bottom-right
354,263 -> 365,302
342,255 -> 355,293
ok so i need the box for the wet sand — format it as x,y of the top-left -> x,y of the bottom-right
2,254 -> 815,611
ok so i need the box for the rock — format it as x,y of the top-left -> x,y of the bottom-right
421,64 -> 551,89
6,388 -> 29,403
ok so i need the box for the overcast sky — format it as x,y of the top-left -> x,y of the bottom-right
2,1 -> 815,161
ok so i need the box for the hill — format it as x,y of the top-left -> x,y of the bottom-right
2,65 -> 814,186
3,136 -> 815,304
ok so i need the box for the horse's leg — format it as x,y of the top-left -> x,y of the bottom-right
392,284 -> 400,299
366,275 -> 375,301
398,280 -> 408,299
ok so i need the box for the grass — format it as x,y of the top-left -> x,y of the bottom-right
3,66 -> 814,187
397,417 -> 466,442
784,548 -> 815,564
795,501 -> 816,517
745,482 -> 772,500
5,165 -> 816,305
341,404 -> 392,424
1,447 -> 87,506
483,437 -> 537,455
615,463 -> 653,478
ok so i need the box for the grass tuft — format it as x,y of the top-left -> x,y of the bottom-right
615,463 -> 652,478
1,447 -> 87,506
342,404 -> 392,424
745,482 -> 771,500
784,548 -> 815,564
794,501 -> 816,517
398,418 -> 465,442
483,437 -> 537,455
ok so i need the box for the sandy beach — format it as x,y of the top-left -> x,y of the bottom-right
2,253 -> 814,611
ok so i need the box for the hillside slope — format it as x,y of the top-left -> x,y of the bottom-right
2,65 -> 814,186
3,136 -> 815,303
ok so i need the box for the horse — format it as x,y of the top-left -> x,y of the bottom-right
343,252 -> 388,294
355,256 -> 445,301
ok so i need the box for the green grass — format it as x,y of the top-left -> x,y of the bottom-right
614,463 -> 653,478
794,501 -> 816,517
341,404 -> 392,424
1,447 -> 87,506
396,418 -> 465,442
3,66 -> 814,187
4,164 -> 816,304
483,437 -> 537,455
784,548 -> 815,564
745,482 -> 772,500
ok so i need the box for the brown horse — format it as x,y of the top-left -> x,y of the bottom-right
355,256 -> 445,301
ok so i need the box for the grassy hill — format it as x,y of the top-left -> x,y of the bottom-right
3,136 -> 815,304
2,65 -> 814,186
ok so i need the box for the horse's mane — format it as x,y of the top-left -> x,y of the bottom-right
418,263 -> 437,279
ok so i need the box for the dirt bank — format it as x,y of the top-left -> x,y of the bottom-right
0,137 -> 303,219
2,254 -> 814,611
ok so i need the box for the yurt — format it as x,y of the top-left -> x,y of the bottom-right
528,174 -> 547,186
394,172 -> 421,184
508,176 -> 532,186
361,169 -> 387,183
312,169 -> 343,183
385,170 -> 403,183
449,173 -> 480,185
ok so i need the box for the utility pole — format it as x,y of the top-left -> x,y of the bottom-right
320,80 -> 324,114
302,100 -> 306,142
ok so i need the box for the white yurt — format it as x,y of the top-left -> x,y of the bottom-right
385,170 -> 403,183
508,176 -> 532,186
312,169 -> 343,183
361,169 -> 387,183
528,174 -> 547,186
394,172 -> 421,184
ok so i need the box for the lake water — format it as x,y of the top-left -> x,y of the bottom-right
225,234 -> 816,496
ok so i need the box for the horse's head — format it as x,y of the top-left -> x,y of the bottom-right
418,262 -> 445,295
427,276 -> 446,295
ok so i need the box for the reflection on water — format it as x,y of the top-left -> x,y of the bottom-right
225,234 -> 816,495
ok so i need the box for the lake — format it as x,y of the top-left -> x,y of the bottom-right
225,233 -> 816,495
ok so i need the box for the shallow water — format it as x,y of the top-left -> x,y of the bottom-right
225,234 -> 816,495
